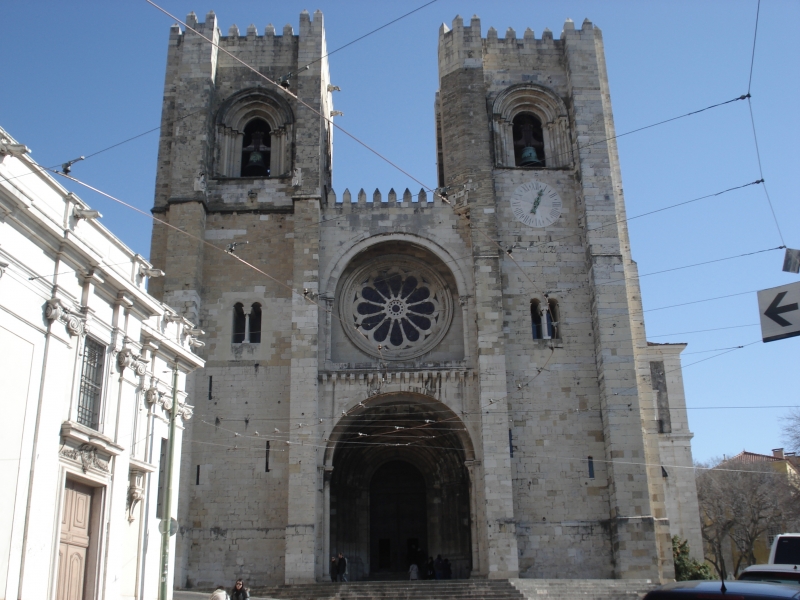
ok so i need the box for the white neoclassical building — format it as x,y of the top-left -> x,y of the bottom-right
0,125 -> 204,600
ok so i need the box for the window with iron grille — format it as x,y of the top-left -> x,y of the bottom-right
77,338 -> 105,429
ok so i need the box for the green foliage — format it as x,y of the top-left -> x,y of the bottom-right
672,536 -> 713,581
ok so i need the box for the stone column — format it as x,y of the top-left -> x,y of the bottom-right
322,466 -> 333,579
284,197 -> 321,583
464,460 -> 480,574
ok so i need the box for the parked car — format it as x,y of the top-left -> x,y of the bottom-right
739,564 -> 800,586
643,580 -> 800,599
771,535 -> 800,565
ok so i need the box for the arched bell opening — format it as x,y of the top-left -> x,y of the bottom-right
513,112 -> 546,167
327,394 -> 474,580
240,118 -> 271,177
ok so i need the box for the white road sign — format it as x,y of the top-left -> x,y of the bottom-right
757,281 -> 800,343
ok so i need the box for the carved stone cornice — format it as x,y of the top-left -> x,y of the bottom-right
60,420 -> 124,456
45,297 -> 84,337
117,346 -> 147,376
60,444 -> 110,474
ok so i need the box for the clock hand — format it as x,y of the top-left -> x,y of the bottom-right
530,189 -> 544,214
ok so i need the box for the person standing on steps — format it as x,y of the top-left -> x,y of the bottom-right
409,562 -> 420,580
337,552 -> 348,582
425,557 -> 435,580
330,556 -> 338,582
434,554 -> 444,580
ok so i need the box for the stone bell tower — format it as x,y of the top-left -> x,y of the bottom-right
434,16 -> 700,580
148,9 -> 332,586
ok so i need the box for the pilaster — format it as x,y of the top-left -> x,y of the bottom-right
284,196 -> 320,583
438,16 -> 519,577
562,21 -> 660,580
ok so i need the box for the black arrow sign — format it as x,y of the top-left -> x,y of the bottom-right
764,291 -> 799,327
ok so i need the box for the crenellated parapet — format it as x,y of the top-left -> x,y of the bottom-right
174,9 -> 325,47
438,14 -> 597,79
323,187 -> 448,211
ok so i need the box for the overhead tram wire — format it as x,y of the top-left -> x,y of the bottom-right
145,0 -> 757,311
745,0 -> 786,246
198,417 -> 789,479
47,169 -> 771,428
110,3 -> 780,433
51,170 -> 394,365
540,94 -> 751,168
280,0 -> 441,83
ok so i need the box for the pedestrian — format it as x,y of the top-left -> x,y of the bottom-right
408,562 -> 419,580
210,586 -> 228,600
330,556 -> 338,582
230,579 -> 249,600
443,558 -> 451,579
337,552 -> 348,582
434,554 -> 444,580
425,557 -> 435,580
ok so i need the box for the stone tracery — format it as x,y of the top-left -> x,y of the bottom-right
340,258 -> 453,360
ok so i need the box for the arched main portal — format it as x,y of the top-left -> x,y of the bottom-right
328,394 -> 473,580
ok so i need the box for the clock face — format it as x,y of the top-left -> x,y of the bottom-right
510,180 -> 563,228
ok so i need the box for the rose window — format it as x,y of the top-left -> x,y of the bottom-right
340,259 -> 453,360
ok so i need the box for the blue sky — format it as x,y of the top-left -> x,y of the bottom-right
2,1 -> 798,463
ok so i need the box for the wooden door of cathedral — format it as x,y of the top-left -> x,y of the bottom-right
369,461 -> 427,574
56,480 -> 93,600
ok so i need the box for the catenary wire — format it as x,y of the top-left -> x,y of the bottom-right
281,0 -> 440,81
743,0 -> 786,246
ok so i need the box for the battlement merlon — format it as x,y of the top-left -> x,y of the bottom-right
323,187 -> 449,210
170,9 -> 326,48
437,14 -> 597,79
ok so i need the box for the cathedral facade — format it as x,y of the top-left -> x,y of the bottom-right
148,10 -> 703,587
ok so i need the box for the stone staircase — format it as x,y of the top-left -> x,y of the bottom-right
250,580 -> 525,600
509,579 -> 657,599
240,578 -> 657,600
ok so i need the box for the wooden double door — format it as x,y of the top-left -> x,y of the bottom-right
56,480 -> 94,600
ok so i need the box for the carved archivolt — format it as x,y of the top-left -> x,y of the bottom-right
215,88 -> 294,178
339,257 -> 453,360
492,84 -> 572,169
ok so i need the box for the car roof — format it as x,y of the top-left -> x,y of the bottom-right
644,580 -> 800,598
743,564 -> 800,573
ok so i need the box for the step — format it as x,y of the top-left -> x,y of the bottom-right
180,578 -> 658,600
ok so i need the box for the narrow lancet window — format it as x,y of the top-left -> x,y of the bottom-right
531,299 -> 543,340
546,298 -> 559,339
249,303 -> 262,343
232,303 -> 246,343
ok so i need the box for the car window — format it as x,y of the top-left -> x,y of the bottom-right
776,538 -> 800,565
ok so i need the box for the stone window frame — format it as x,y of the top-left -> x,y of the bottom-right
338,256 -> 454,361
215,88 -> 294,179
492,83 -> 572,169
232,302 -> 262,344
530,297 -> 560,340
76,336 -> 107,430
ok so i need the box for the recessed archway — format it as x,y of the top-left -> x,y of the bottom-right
327,393 -> 473,580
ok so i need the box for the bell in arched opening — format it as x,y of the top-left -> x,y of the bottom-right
513,112 -> 545,167
241,119 -> 271,177
519,146 -> 541,166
